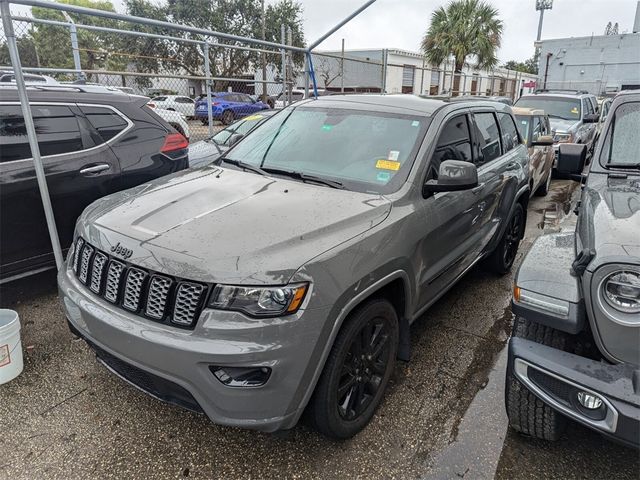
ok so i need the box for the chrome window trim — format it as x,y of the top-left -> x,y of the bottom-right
0,101 -> 134,164
514,358 -> 619,434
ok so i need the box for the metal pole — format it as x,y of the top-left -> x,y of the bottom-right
420,56 -> 425,95
381,49 -> 387,93
307,0 -> 378,51
62,14 -> 85,81
536,9 -> 545,42
203,42 -> 213,137
281,23 -> 286,106
287,27 -> 292,103
307,52 -> 318,98
304,55 -> 310,98
1,0 -> 63,270
340,38 -> 345,93
261,0 -> 267,102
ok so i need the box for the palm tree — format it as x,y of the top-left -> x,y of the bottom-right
422,0 -> 503,96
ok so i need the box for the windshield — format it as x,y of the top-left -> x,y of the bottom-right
225,106 -> 428,193
599,101 -> 640,167
515,96 -> 581,121
211,114 -> 268,146
515,115 -> 531,144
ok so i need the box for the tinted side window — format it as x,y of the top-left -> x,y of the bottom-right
583,98 -> 594,116
80,106 -> 129,142
429,114 -> 472,179
497,113 -> 519,152
0,104 -> 83,162
472,112 -> 502,165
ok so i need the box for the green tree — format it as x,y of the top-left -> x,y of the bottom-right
503,56 -> 537,75
123,0 -> 305,89
422,0 -> 503,95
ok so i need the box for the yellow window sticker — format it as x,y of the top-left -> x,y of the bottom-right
244,114 -> 264,121
570,107 -> 579,114
376,159 -> 401,171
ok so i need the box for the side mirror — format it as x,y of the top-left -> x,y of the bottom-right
423,160 -> 478,196
557,143 -> 587,181
583,113 -> 599,123
228,133 -> 244,147
531,135 -> 554,146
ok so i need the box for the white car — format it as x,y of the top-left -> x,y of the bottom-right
274,88 -> 327,108
147,102 -> 191,140
150,95 -> 195,118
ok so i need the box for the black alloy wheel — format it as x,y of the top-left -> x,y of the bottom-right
308,298 -> 398,439
222,110 -> 235,125
503,206 -> 524,269
337,316 -> 392,421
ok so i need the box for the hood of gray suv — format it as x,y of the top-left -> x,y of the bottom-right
79,166 -> 392,284
549,117 -> 580,133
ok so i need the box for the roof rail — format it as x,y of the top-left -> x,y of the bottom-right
533,89 -> 590,95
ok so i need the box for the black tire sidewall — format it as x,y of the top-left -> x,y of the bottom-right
310,299 -> 399,439
493,203 -> 524,274
222,110 -> 234,125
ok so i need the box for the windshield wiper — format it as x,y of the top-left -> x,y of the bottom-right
262,167 -> 344,189
219,157 -> 267,176
607,162 -> 640,169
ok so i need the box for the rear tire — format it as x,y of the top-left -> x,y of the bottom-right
222,110 -> 235,125
506,316 -> 569,441
486,203 -> 525,275
308,298 -> 398,439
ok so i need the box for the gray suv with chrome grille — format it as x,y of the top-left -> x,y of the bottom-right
59,94 -> 530,438
506,90 -> 640,448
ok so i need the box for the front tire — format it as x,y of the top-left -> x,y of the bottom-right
486,203 -> 525,275
506,316 -> 569,441
308,298 -> 399,439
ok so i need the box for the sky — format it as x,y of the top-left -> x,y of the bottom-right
299,0 -> 637,62
11,0 -> 638,63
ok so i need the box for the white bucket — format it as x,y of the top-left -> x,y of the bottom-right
0,309 -> 23,385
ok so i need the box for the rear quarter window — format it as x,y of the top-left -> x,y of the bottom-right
80,106 -> 129,143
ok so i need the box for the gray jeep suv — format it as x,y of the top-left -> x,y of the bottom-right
506,90 -> 639,448
58,95 -> 530,438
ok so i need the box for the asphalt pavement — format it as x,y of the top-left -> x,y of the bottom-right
0,179 -> 638,480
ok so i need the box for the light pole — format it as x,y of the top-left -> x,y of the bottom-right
536,0 -> 553,43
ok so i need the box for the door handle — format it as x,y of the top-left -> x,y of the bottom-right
471,183 -> 485,194
80,164 -> 110,175
506,162 -> 517,169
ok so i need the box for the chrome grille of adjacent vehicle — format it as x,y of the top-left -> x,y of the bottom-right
72,237 -> 207,328
89,252 -> 108,294
173,283 -> 205,325
145,276 -> 172,319
122,268 -> 147,311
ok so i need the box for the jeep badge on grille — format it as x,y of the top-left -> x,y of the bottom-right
110,242 -> 133,259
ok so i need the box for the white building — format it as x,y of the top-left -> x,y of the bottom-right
537,1 -> 640,95
305,48 -> 537,99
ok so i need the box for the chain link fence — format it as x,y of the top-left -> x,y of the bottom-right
1,6 -> 303,142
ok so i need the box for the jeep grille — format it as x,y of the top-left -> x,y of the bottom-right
71,237 -> 208,328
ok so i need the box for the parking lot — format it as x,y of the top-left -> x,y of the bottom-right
1,179 -> 637,480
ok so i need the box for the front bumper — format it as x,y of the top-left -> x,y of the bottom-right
509,337 -> 640,448
58,267 -> 329,432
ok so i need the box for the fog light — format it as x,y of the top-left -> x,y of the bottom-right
210,366 -> 271,387
577,391 -> 603,410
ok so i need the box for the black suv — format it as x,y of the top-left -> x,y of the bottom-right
0,86 -> 189,282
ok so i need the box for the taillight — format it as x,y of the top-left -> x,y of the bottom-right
161,133 -> 189,153
147,102 -> 156,108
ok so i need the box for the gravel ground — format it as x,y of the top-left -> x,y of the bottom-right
0,180 -> 637,480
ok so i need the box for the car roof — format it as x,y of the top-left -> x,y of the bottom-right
521,91 -> 594,100
512,107 -> 545,116
0,86 -> 146,105
308,93 -> 512,117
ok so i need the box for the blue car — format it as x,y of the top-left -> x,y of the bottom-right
195,92 -> 270,125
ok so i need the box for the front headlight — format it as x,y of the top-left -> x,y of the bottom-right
553,132 -> 573,143
602,271 -> 640,313
209,283 -> 308,317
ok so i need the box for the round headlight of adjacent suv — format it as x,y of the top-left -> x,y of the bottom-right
602,271 -> 640,314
